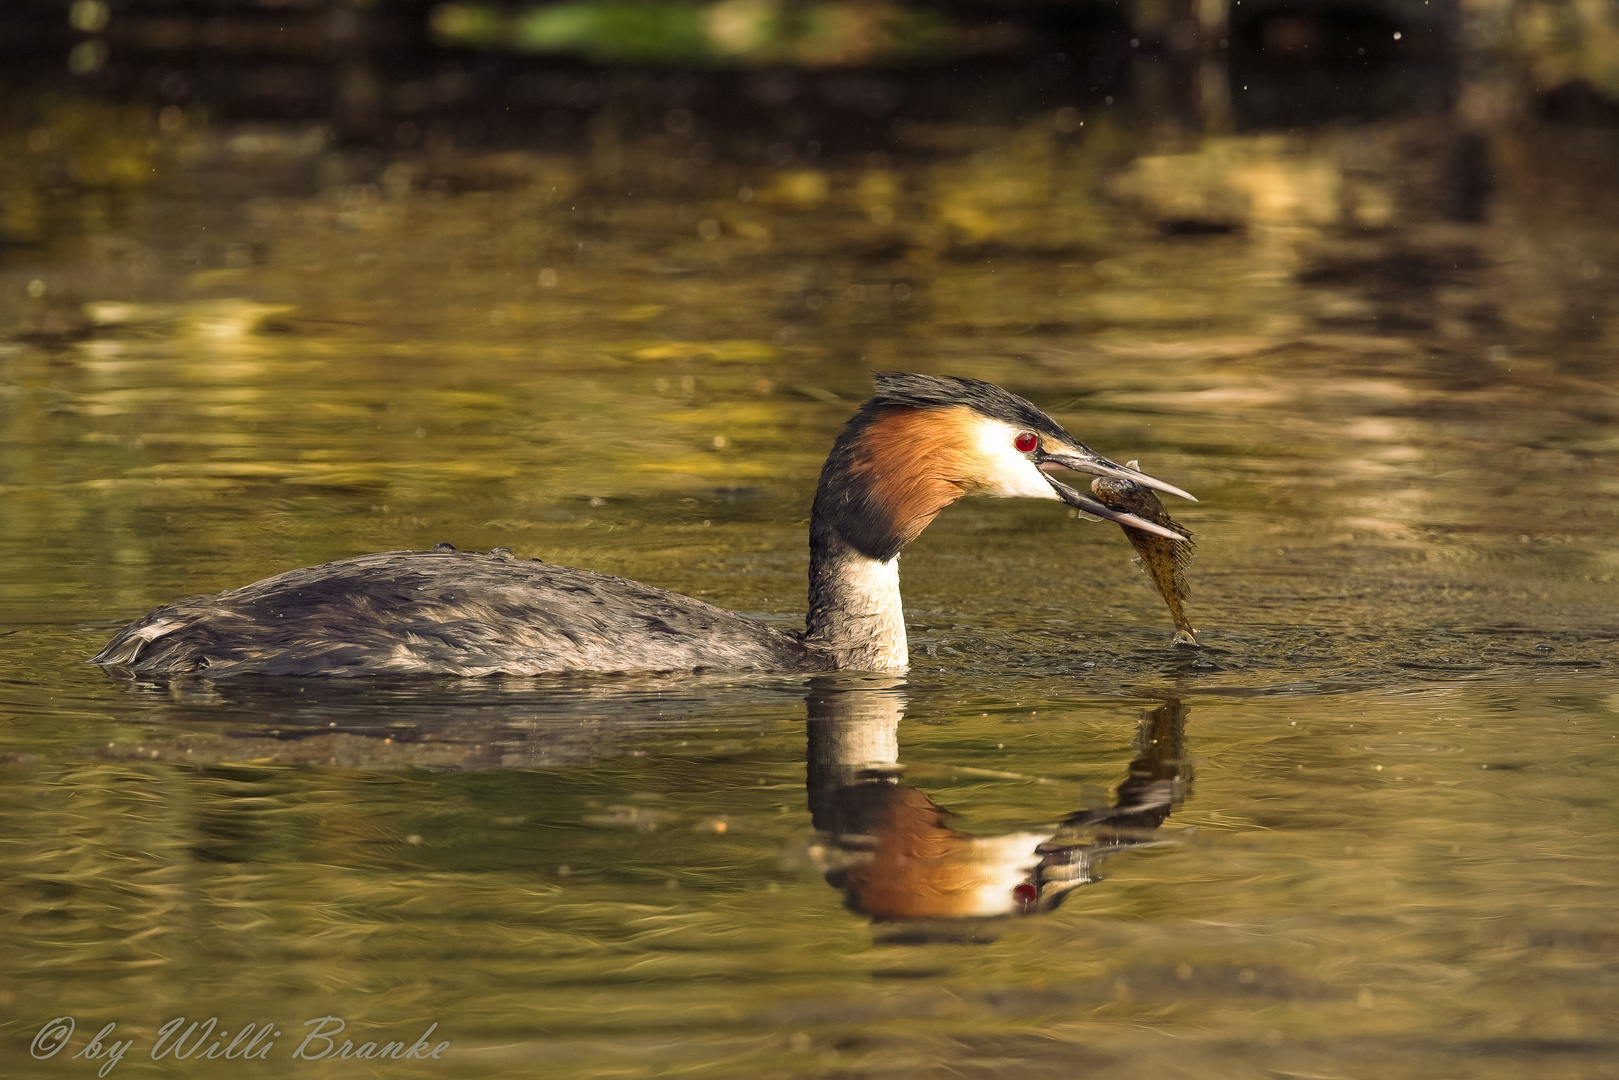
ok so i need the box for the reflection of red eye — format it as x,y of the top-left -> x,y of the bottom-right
1014,432 -> 1038,454
1012,882 -> 1039,910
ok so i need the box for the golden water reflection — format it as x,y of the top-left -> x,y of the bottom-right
1,677 -> 1615,1079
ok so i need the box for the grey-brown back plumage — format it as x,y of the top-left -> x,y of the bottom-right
91,549 -> 821,677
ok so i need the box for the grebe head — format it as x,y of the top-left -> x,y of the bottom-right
814,372 -> 1195,561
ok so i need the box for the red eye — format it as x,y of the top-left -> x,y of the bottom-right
1014,432 -> 1039,454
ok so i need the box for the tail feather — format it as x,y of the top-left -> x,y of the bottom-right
90,618 -> 184,668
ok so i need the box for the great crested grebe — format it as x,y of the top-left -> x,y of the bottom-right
92,373 -> 1194,678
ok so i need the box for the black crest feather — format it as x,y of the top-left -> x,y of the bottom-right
868,372 -> 1072,441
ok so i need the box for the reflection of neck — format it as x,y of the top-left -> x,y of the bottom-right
807,679 -> 1054,921
805,686 -> 1194,921
804,525 -> 908,671
805,678 -> 905,833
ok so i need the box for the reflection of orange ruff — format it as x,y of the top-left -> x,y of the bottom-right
845,788 -> 1044,921
847,406 -> 982,549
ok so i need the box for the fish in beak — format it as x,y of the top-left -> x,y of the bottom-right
1091,462 -> 1199,645
1035,446 -> 1195,541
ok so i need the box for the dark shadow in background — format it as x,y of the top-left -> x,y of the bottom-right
0,0 -> 1462,154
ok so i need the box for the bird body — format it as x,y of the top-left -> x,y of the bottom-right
93,373 -> 1195,678
93,550 -> 821,677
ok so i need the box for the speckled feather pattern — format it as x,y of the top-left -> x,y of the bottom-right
92,550 -> 823,677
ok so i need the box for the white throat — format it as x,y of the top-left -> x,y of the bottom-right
805,533 -> 909,671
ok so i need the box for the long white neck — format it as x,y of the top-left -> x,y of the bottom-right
804,527 -> 908,671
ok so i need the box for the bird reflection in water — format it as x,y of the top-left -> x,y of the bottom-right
807,680 -> 1189,922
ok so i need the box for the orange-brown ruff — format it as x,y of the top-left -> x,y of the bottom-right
846,405 -> 985,550
92,373 -> 1195,677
